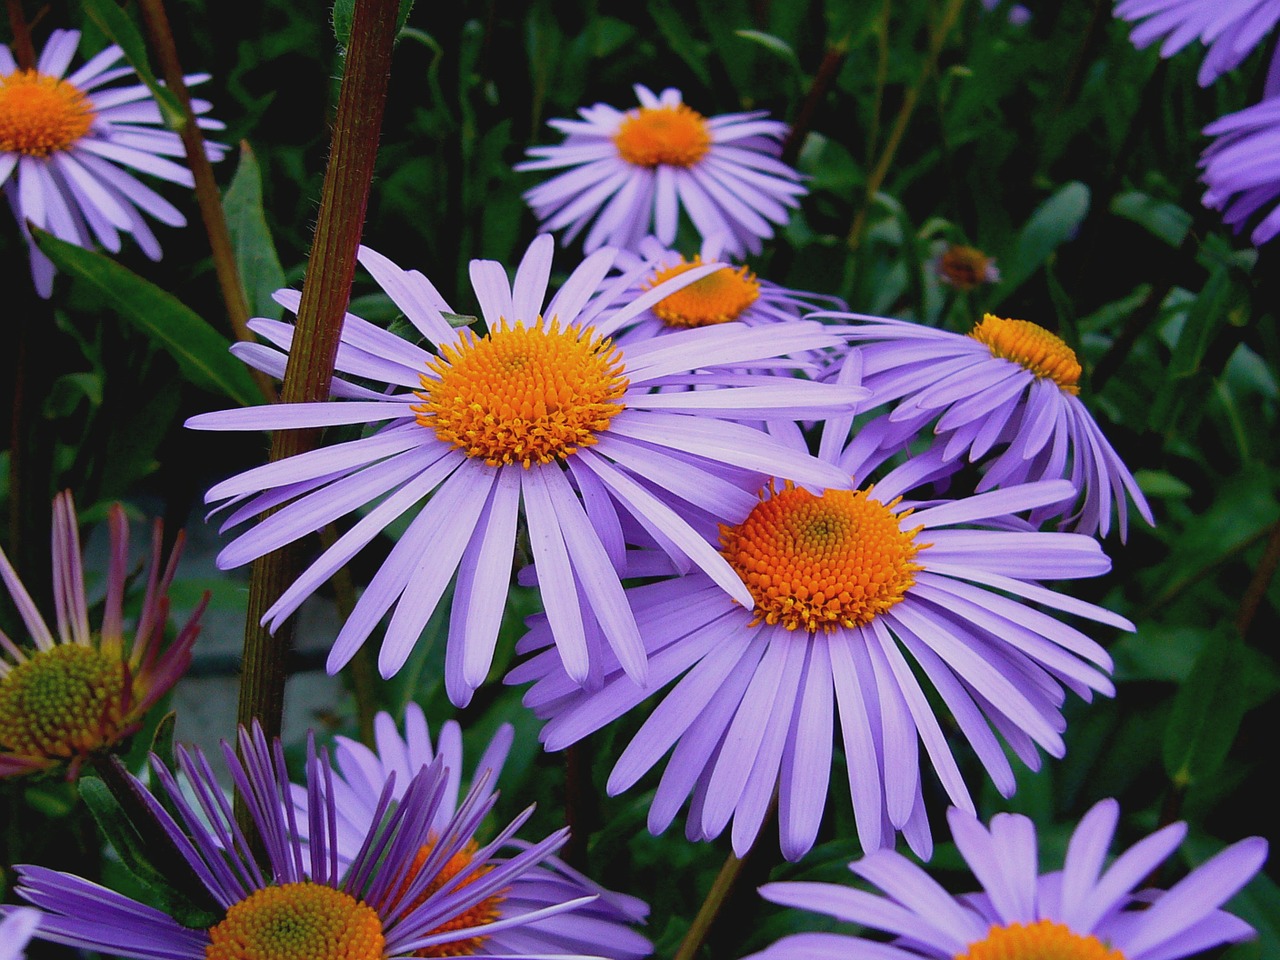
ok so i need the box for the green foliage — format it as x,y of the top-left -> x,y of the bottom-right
222,143 -> 287,320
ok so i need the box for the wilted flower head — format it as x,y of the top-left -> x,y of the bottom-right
935,243 -> 1000,291
749,800 -> 1265,960
0,29 -> 226,296
517,84 -> 806,257
0,492 -> 203,778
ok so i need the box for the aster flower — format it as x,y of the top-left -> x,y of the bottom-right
293,703 -> 652,960
825,312 -> 1154,540
187,235 -> 864,705
0,491 -> 203,778
599,235 -> 843,352
1115,0 -> 1280,86
934,244 -> 1000,292
0,909 -> 39,960
0,29 -> 226,296
508,400 -> 1128,862
6,723 -> 613,960
516,84 -> 806,257
749,800 -> 1266,960
1201,87 -> 1280,245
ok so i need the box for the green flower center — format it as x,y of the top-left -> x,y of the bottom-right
0,644 -> 129,760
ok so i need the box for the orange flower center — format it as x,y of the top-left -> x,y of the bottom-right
415,318 -> 629,468
0,69 -> 95,157
645,257 -> 761,328
969,314 -> 1081,394
394,840 -> 505,958
205,883 -> 384,960
720,483 -> 924,633
956,920 -> 1125,960
0,643 -> 132,763
938,245 -> 996,290
613,104 -> 711,168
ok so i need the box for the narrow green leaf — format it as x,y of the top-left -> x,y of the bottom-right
991,181 -> 1090,306
332,0 -> 354,44
1162,629 -> 1249,788
80,0 -> 186,130
650,0 -> 713,87
32,229 -> 260,407
1111,191 -> 1192,247
222,142 -> 287,321
734,29 -> 801,71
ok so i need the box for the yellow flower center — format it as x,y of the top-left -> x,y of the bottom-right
938,245 -> 996,290
0,69 -> 95,157
0,644 -> 131,762
394,840 -> 505,958
956,920 -> 1125,960
206,883 -> 384,960
645,257 -> 761,328
415,318 -> 628,468
719,483 -> 924,633
613,104 -> 711,168
969,313 -> 1081,394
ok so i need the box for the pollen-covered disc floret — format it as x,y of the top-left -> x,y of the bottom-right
970,313 -> 1081,393
205,883 -> 384,960
720,482 -> 924,632
646,256 -> 761,328
613,104 -> 711,168
957,921 -> 1123,960
397,840 -> 504,958
415,318 -> 628,468
0,644 -> 131,762
0,70 -> 94,156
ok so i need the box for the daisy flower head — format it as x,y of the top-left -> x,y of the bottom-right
516,84 -> 806,257
0,29 -> 226,296
750,800 -> 1266,960
830,312 -> 1155,540
0,908 -> 39,960
7,722 -> 614,960
0,491 -> 204,779
1114,0 -> 1280,86
187,235 -> 865,706
508,401 -> 1128,862
293,703 -> 652,960
1201,83 -> 1280,245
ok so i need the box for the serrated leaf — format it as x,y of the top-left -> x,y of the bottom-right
32,229 -> 260,407
222,142 -> 286,321
81,0 -> 186,130
991,181 -> 1090,305
1163,629 -> 1249,787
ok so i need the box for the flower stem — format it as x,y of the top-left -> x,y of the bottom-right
234,0 -> 399,748
134,0 -> 276,405
674,847 -> 751,960
780,32 -> 851,166
847,0 -> 965,255
5,0 -> 34,70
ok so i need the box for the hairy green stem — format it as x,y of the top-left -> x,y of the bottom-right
134,0 -> 275,405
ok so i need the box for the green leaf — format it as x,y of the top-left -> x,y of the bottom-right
1111,191 -> 1192,247
222,142 -> 287,321
32,229 -> 260,407
1162,628 -> 1250,788
734,29 -> 801,72
650,0 -> 713,87
334,0 -> 414,45
80,0 -> 186,130
991,181 -> 1090,306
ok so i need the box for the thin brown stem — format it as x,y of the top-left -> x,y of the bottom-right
1236,519 -> 1280,641
5,0 -> 34,70
134,0 -> 275,405
674,846 -> 752,960
865,0 -> 892,167
780,35 -> 850,166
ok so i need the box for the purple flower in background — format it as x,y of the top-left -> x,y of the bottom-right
188,235 -> 864,704
5,723 -> 610,960
0,492 -> 204,778
749,800 -> 1265,960
828,312 -> 1154,540
517,84 -> 806,256
293,704 -> 652,960
1115,0 -> 1280,85
1202,85 -> 1280,245
0,29 -> 226,296
981,0 -> 1032,27
509,398 -> 1126,862
0,909 -> 39,960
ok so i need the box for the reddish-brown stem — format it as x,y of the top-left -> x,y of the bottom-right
780,39 -> 850,166
6,0 -> 35,70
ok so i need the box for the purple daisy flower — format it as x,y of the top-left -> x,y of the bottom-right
508,400 -> 1127,862
0,491 -> 204,778
0,29 -> 226,296
750,800 -> 1266,960
5,722 -> 620,960
826,312 -> 1155,540
516,84 -> 806,257
0,909 -> 39,960
187,235 -> 864,704
293,703 -> 652,960
1201,80 -> 1280,245
1115,0 -> 1280,85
